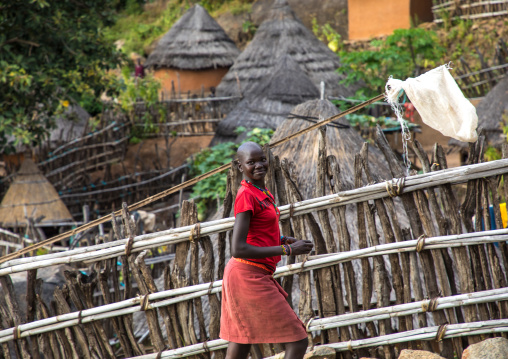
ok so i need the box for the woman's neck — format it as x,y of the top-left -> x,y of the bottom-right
245,177 -> 265,188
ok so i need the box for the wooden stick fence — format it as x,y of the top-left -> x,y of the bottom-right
0,93 -> 385,264
432,0 -> 508,22
283,320 -> 508,356
2,126 -> 508,358
2,157 -> 508,274
1,229 -> 507,344
128,318 -> 508,359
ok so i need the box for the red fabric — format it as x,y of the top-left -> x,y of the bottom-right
234,180 -> 281,270
220,259 -> 308,344
134,65 -> 145,78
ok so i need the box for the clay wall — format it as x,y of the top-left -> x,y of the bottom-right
154,68 -> 230,97
348,0 -> 431,40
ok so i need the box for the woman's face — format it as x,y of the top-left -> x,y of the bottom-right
238,146 -> 268,183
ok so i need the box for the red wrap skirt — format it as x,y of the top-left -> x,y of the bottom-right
220,258 -> 308,344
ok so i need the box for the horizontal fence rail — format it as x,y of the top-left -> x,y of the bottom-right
0,93 -> 386,264
2,158 -> 508,275
1,228 -> 507,343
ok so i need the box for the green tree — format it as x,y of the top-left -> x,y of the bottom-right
338,28 -> 446,97
0,0 -> 123,153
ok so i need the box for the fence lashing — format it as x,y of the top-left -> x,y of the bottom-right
122,318 -> 508,359
0,93 -> 386,265
2,158 -> 508,274
2,228 -> 508,342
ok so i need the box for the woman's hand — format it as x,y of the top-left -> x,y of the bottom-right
289,240 -> 314,256
283,236 -> 298,244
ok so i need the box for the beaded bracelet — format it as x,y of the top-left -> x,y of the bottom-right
280,245 -> 288,255
280,235 -> 287,245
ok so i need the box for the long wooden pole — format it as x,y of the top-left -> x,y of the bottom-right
0,94 -> 385,264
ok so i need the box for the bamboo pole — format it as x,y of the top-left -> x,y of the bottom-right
129,318 -> 508,359
3,158 -> 508,272
269,320 -> 508,357
2,229 -> 508,342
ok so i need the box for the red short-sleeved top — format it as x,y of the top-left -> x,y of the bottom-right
234,180 -> 281,271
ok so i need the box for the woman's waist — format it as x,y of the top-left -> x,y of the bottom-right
232,257 -> 276,274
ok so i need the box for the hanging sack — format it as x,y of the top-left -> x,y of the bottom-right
386,64 -> 478,142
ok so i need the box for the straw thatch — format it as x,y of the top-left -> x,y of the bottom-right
475,75 -> 508,145
271,98 -> 391,194
145,4 -> 240,70
212,54 -> 319,143
449,75 -> 508,148
216,0 -> 356,98
0,158 -> 73,227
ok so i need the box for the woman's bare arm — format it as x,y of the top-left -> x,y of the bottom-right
231,211 -> 313,258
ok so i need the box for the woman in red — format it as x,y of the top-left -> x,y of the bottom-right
220,142 -> 314,359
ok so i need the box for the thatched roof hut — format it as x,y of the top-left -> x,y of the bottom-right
0,158 -> 73,226
212,54 -> 319,143
449,75 -> 508,149
475,75 -> 508,145
271,99 -> 391,195
216,0 -> 356,99
145,4 -> 240,95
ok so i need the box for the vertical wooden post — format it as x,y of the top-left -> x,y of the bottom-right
375,127 -> 453,355
354,155 -> 376,340
316,127 -> 348,346
53,286 -> 92,359
0,275 -> 33,358
217,167 -> 234,280
171,200 -> 199,346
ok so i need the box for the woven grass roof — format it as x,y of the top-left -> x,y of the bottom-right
145,4 -> 240,70
271,99 -> 391,195
476,75 -> 508,144
216,0 -> 356,98
212,54 -> 319,143
0,159 -> 73,227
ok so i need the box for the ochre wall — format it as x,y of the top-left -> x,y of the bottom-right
348,0 -> 411,40
154,68 -> 229,97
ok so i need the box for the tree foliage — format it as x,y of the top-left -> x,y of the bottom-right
0,0 -> 123,153
338,28 -> 446,97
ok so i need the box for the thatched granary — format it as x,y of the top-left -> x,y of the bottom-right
212,54 -> 319,143
449,75 -> 508,151
0,158 -> 73,226
216,0 -> 356,99
271,98 -> 391,196
145,4 -> 240,96
475,75 -> 508,146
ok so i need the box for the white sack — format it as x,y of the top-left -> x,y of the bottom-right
386,65 -> 478,142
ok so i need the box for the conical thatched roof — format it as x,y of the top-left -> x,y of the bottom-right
212,54 -> 319,143
216,0 -> 356,98
449,75 -> 508,148
145,4 -> 240,70
271,99 -> 391,195
476,75 -> 508,145
0,159 -> 73,226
